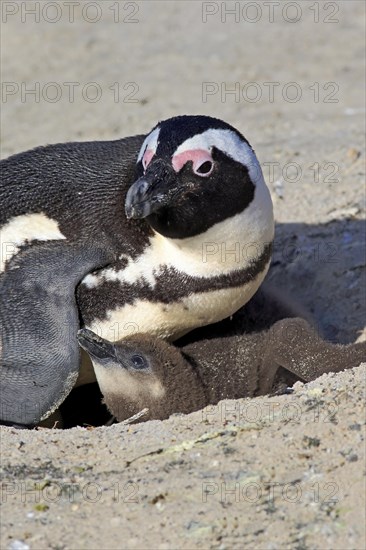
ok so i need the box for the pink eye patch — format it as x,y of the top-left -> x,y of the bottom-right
142,148 -> 155,170
172,149 -> 214,175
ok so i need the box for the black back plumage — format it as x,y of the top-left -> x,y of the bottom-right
1,135 -> 147,426
1,136 -> 146,245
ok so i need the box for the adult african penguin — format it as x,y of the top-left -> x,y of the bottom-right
0,115 -> 273,426
78,116 -> 274,342
78,316 -> 366,423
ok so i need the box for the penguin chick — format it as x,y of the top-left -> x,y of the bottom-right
77,320 -> 365,422
1,115 -> 273,426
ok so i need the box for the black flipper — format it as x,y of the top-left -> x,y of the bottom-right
0,240 -> 112,426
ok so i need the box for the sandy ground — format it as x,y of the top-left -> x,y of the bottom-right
0,1 -> 365,549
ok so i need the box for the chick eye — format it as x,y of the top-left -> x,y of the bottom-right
131,354 -> 147,369
194,161 -> 214,177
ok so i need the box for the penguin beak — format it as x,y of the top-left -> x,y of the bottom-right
77,329 -> 117,362
125,159 -> 177,219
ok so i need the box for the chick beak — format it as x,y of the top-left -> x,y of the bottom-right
77,329 -> 117,362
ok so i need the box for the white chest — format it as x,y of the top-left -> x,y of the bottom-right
82,202 -> 274,342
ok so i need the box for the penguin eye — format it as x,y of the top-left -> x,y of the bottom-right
130,354 -> 148,370
193,160 -> 214,177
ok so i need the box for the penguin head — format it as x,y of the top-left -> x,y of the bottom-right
125,115 -> 272,239
77,328 -> 206,421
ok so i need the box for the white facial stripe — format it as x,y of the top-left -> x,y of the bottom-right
0,213 -> 66,272
86,266 -> 270,343
174,129 -> 263,186
137,126 -> 161,162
